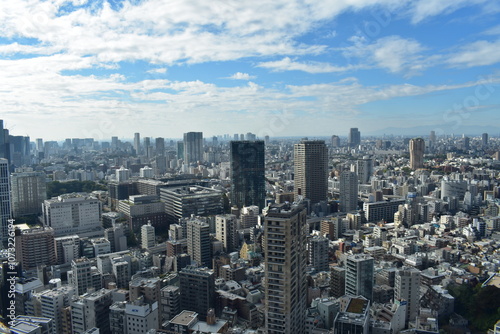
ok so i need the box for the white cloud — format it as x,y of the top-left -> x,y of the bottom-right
226,72 -> 256,80
408,0 -> 487,23
147,68 -> 167,74
448,39 -> 500,67
257,57 -> 356,73
342,35 -> 431,76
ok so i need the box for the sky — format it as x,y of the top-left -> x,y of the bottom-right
1,0 -> 500,141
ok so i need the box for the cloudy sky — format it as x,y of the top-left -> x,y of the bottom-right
1,0 -> 500,141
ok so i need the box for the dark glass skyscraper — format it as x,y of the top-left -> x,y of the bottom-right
348,127 -> 361,148
230,140 -> 265,209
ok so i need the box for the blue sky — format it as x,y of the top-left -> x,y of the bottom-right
1,0 -> 500,140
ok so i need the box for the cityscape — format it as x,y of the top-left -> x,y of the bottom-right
0,120 -> 500,333
2,1 -> 500,334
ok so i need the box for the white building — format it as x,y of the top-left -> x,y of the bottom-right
141,222 -> 156,250
215,214 -> 238,253
125,299 -> 159,334
42,193 -> 102,237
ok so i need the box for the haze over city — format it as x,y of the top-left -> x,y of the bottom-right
1,0 -> 500,140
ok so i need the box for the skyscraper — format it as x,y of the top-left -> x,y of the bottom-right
395,267 -> 421,324
179,266 -> 215,319
409,138 -> 425,170
348,128 -> 361,148
340,170 -> 358,212
309,235 -> 329,272
264,203 -> 307,334
230,140 -> 265,209
186,217 -> 211,268
134,132 -> 141,156
155,137 -> 165,156
294,140 -> 328,205
345,254 -> 374,301
215,214 -> 238,253
183,132 -> 203,164
0,158 -> 11,245
10,167 -> 47,217
355,156 -> 373,184
482,132 -> 489,147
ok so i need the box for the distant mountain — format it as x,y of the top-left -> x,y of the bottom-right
366,125 -> 500,137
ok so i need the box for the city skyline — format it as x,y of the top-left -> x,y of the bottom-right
1,1 -> 500,140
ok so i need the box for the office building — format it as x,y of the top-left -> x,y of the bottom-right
355,157 -> 373,184
141,222 -> 156,249
9,316 -> 54,334
240,205 -> 260,229
42,193 -> 102,237
10,167 -> 47,217
230,140 -> 266,209
186,216 -> 211,268
264,203 -> 308,334
330,267 -> 346,298
129,277 -> 161,306
294,140 -> 328,205
215,214 -> 238,253
363,199 -> 406,223
394,267 -> 421,323
155,137 -> 165,156
160,285 -> 180,322
55,235 -> 81,265
309,235 -> 329,272
183,132 -> 203,164
345,254 -> 374,301
15,227 -> 57,270
71,289 -> 113,334
134,132 -> 141,155
0,158 -> 10,244
482,133 -> 489,147
26,286 -> 75,334
340,170 -> 358,212
333,295 -> 370,334
161,186 -> 223,224
409,138 -> 425,170
125,299 -> 159,334
117,194 -> 167,231
331,135 -> 340,147
348,128 -> 361,148
179,266 -> 215,319
68,257 -> 103,296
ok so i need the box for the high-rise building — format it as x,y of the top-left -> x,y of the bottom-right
160,186 -> 223,224
10,167 -> 47,217
134,132 -> 141,155
409,138 -> 425,170
0,121 -> 7,159
330,267 -> 346,298
125,299 -> 159,334
42,193 -> 102,237
183,132 -> 203,164
309,235 -> 329,272
345,254 -> 374,301
141,222 -> 155,249
394,267 -> 421,324
294,140 -> 328,205
331,135 -> 340,147
15,227 -> 57,270
186,217 -> 212,268
348,128 -> 361,148
160,285 -> 180,323
340,170 -> 358,212
179,266 -> 215,319
215,214 -> 238,253
230,140 -> 266,209
482,132 -> 489,147
26,286 -> 75,334
0,158 -> 11,245
129,277 -> 161,306
264,203 -> 308,334
155,137 -> 165,156
355,157 -> 373,184
68,257 -> 102,296
70,289 -> 113,333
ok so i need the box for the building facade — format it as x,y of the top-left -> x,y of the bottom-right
294,140 -> 328,205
